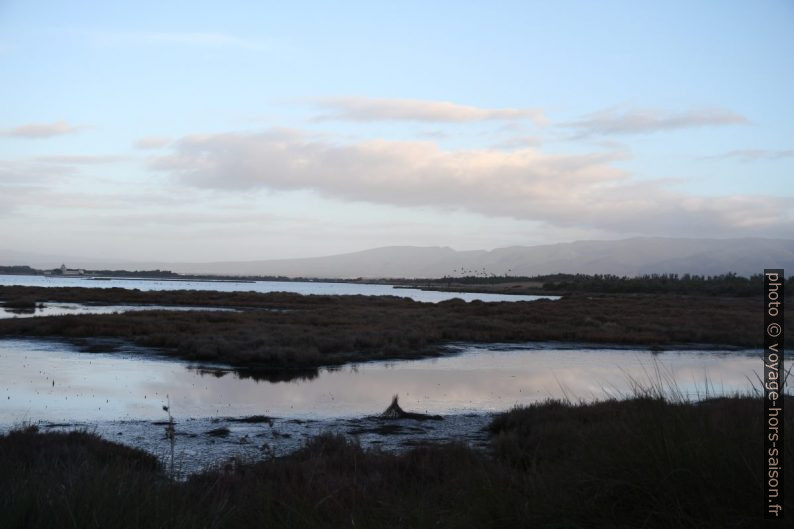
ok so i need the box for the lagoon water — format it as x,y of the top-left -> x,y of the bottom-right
0,302 -> 239,319
0,274 -> 557,303
0,338 -> 770,425
0,338 -> 777,473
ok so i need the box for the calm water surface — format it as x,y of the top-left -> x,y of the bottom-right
0,274 -> 557,303
0,302 -> 238,319
0,339 -> 772,424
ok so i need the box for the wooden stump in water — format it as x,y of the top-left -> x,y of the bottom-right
381,395 -> 406,418
380,395 -> 443,421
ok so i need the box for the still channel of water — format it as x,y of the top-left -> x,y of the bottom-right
0,339 -> 768,424
0,274 -> 557,303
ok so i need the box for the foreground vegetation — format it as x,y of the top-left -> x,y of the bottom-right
0,286 -> 788,375
1,395 -> 789,528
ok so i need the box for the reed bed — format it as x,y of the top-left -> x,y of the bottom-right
1,287 -> 786,372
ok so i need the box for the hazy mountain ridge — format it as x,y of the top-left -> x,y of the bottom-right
3,238 -> 792,278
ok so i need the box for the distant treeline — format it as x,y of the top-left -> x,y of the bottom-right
88,269 -> 302,281
85,269 -> 181,278
539,273 -> 792,296
0,265 -> 187,278
420,272 -> 791,296
0,265 -> 38,275
0,265 -> 298,282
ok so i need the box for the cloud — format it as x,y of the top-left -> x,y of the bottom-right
566,107 -> 748,137
35,155 -> 127,164
417,130 -> 449,140
0,159 -> 78,184
0,159 -> 80,216
94,211 -> 288,227
1,120 -> 85,139
151,129 -> 793,238
312,97 -> 546,124
134,136 -> 172,150
493,136 -> 542,149
701,149 -> 794,162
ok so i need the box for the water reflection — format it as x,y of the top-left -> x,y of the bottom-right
0,338 -> 778,424
191,366 -> 320,383
0,302 -> 238,319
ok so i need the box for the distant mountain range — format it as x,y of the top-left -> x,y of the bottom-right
2,238 -> 792,278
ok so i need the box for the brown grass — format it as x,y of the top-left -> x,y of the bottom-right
0,286 -> 788,373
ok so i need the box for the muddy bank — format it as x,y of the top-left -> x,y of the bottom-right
21,412 -> 492,476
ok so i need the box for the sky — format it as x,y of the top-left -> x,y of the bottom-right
1,0 -> 792,262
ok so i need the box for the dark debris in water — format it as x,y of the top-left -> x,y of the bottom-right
206,427 -> 231,437
380,395 -> 443,421
227,415 -> 272,425
349,423 -> 409,436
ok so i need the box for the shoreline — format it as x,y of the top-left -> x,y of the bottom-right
1,411 -> 494,477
